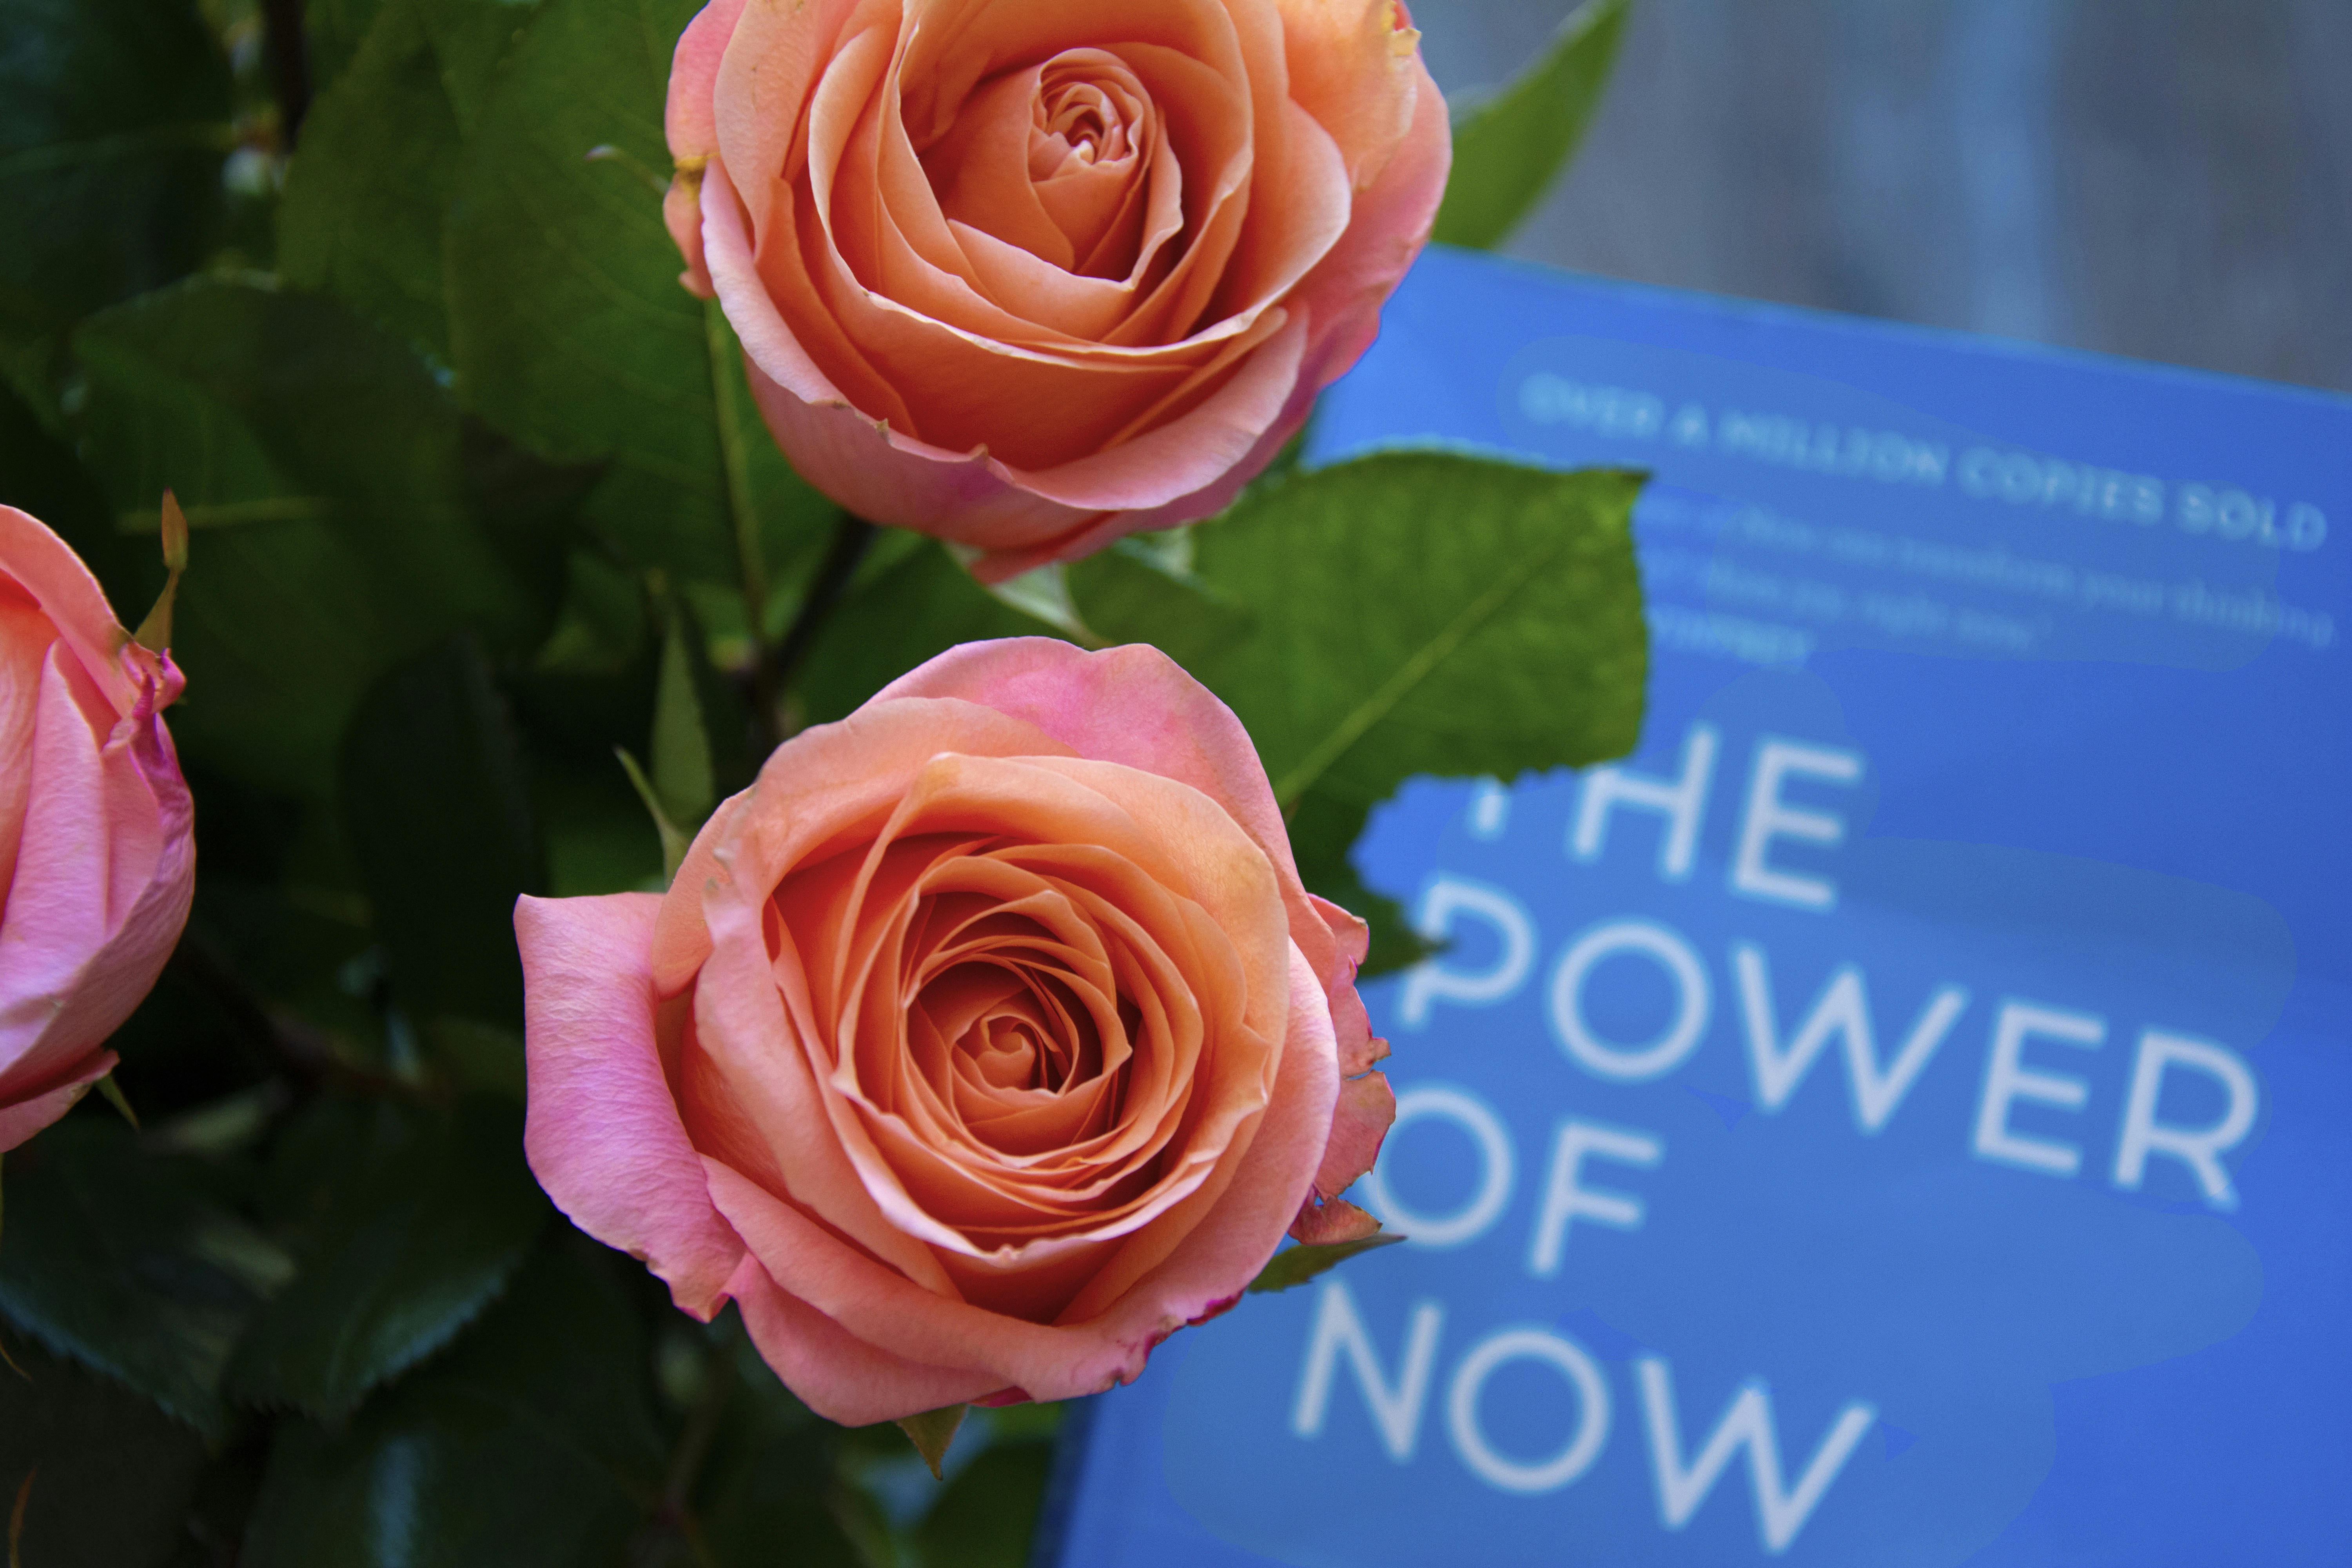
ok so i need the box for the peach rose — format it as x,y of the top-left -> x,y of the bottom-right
0,506 -> 193,1151
519,639 -> 1394,1422
662,0 -> 1450,580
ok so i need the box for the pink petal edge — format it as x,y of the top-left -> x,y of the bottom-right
518,892 -> 746,1318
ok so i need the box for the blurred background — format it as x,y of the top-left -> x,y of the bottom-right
1413,0 -> 2352,394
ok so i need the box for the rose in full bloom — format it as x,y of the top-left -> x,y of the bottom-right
662,0 -> 1450,580
0,506 -> 194,1151
519,639 -> 1393,1422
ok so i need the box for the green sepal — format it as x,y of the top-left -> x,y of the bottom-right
894,1404 -> 969,1481
652,603 -> 717,832
93,1074 -> 139,1131
1247,1233 -> 1407,1296
615,747 -> 692,885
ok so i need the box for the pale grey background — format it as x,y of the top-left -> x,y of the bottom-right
1410,0 -> 2352,393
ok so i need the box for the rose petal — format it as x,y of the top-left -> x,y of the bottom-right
0,505 -> 138,718
1279,0 -> 1425,191
0,651 -> 175,1093
0,1051 -> 113,1153
724,1251 -> 1005,1426
518,891 -> 746,1318
1312,1065 -> 1394,1200
1290,1192 -> 1382,1244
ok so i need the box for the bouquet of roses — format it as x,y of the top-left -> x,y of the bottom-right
0,0 -> 1641,1558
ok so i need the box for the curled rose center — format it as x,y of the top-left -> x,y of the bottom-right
931,957 -> 1100,1100
924,46 -> 1174,284
1031,69 -> 1137,175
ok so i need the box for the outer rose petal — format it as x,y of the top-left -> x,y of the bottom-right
1310,1069 -> 1394,1203
1290,1194 -> 1381,1244
725,1253 -> 1002,1426
659,0 -> 750,296
518,892 -> 746,1317
0,505 -> 141,715
0,1051 -> 114,1152
1278,0 -> 1424,190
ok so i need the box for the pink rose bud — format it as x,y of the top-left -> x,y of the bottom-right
662,0 -> 1452,581
519,639 -> 1394,1424
0,504 -> 195,1151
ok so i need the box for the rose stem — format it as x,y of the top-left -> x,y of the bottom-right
748,511 -> 876,756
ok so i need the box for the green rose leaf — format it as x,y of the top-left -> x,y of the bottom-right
227,1095 -> 548,1420
339,635 -> 547,1034
691,1330 -> 866,1568
0,1338 -> 210,1568
1431,0 -> 1631,251
650,599 -> 723,831
1076,454 -> 1648,966
0,376 -> 146,609
1245,1233 -> 1407,1296
913,1428 -> 1059,1568
443,0 -> 837,662
238,1238 -> 668,1567
69,278 -> 559,797
305,0 -> 392,94
0,0 -> 232,352
279,0 -> 546,361
0,1122 -> 292,1440
793,538 -> 1063,726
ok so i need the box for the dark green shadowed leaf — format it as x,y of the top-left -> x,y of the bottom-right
913,1426 -> 1058,1568
0,378 -> 148,612
1431,0 -> 1631,250
239,1237 -> 667,1568
227,1096 -> 548,1420
1246,1233 -> 1406,1295
0,1123 -> 291,1439
0,0 -> 232,334
652,602 -> 716,829
70,278 -> 551,796
793,540 -> 1064,725
276,1 -> 465,359
279,0 -> 546,360
0,1338 -> 208,1568
692,1327 -> 865,1568
1076,454 -> 1647,964
340,635 -> 547,1032
304,0 -> 392,92
444,0 -> 837,659
1283,790 -> 1436,978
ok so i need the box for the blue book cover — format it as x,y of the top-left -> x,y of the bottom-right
1039,245 -> 2351,1568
